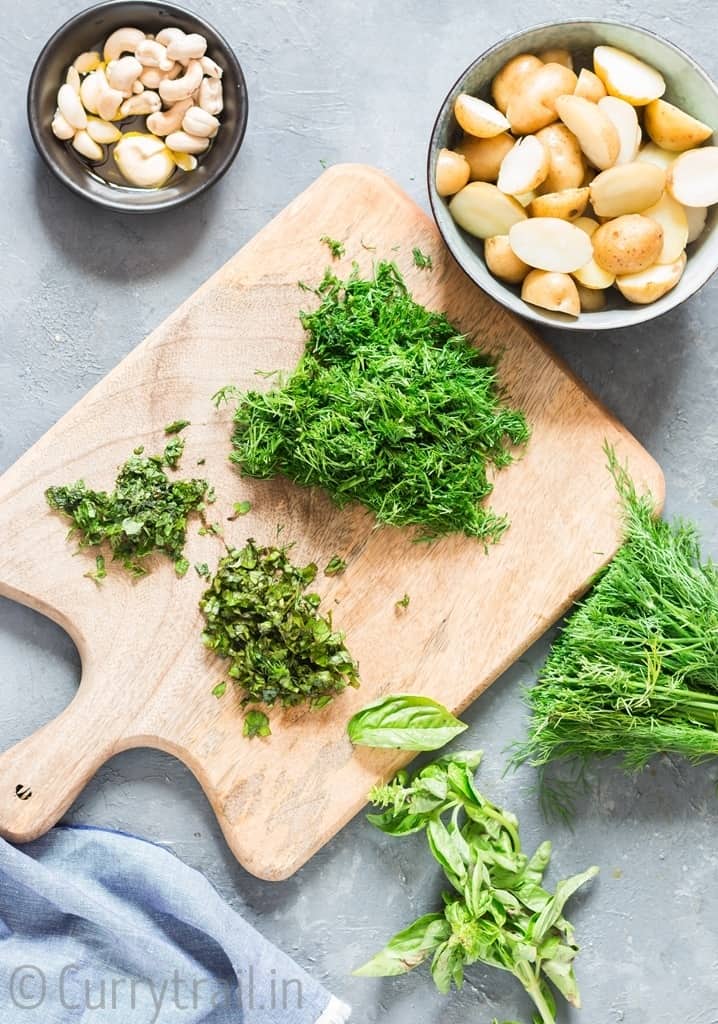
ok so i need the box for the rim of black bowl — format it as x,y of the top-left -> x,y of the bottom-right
427,18 -> 718,331
27,0 -> 248,213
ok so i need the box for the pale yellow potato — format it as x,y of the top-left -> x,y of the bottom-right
685,204 -> 708,243
590,162 -> 665,217
573,255 -> 615,290
507,63 -> 578,135
491,53 -> 543,114
598,97 -> 641,164
616,251 -> 686,303
497,135 -> 550,195
509,217 -> 593,272
593,45 -> 666,106
515,190 -> 537,207
529,186 -> 590,220
535,123 -> 586,191
455,93 -> 510,138
593,214 -> 664,275
435,148 -> 471,196
455,133 -> 514,182
573,216 -> 600,236
644,99 -> 713,152
637,141 -> 677,170
667,147 -> 718,207
574,68 -> 607,103
555,94 -> 620,170
538,48 -> 574,70
449,182 -> 527,238
576,282 -> 608,311
642,191 -> 689,263
484,234 -> 530,283
521,269 -> 580,316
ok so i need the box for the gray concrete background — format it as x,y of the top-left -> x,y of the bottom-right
1,1 -> 717,1021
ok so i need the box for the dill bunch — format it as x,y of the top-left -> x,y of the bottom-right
513,447 -> 718,772
228,261 -> 529,544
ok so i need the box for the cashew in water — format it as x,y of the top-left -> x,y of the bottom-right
132,80 -> 145,94
165,129 -> 210,154
103,27 -> 146,63
160,59 -> 204,103
66,65 -> 81,93
120,91 -> 162,117
139,66 -> 163,89
80,68 -> 124,121
106,55 -> 143,96
156,27 -> 185,47
166,32 -> 207,63
86,117 -> 122,144
146,97 -> 193,136
114,133 -> 175,187
51,110 -> 75,140
200,55 -> 223,79
72,129 -> 103,161
173,152 -> 198,172
135,39 -> 174,71
57,83 -> 87,130
73,50 -> 101,74
198,76 -> 223,116
182,105 -> 220,138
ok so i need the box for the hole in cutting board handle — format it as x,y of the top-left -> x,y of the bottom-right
15,784 -> 32,801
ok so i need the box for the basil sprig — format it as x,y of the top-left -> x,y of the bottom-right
347,695 -> 467,751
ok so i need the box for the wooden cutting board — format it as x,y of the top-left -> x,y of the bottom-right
0,165 -> 663,880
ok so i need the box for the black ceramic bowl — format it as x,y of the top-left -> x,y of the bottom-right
27,0 -> 248,212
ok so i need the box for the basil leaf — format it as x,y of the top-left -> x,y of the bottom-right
347,694 -> 467,751
354,914 -> 450,977
531,866 -> 599,945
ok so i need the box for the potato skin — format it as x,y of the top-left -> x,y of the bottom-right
535,123 -> 585,192
485,235 -> 530,284
592,214 -> 664,276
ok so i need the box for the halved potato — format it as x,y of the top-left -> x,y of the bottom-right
497,135 -> 550,195
684,204 -> 708,243
515,190 -> 537,207
455,133 -> 514,182
529,186 -> 589,220
491,53 -> 543,114
573,254 -> 615,290
590,162 -> 665,217
598,97 -> 641,164
667,146 -> 718,207
644,99 -> 713,152
637,141 -> 677,170
538,48 -> 574,70
509,217 -> 593,273
485,234 -> 530,283
574,68 -> 607,103
507,63 -> 578,135
616,251 -> 686,303
555,94 -> 620,170
576,282 -> 608,311
593,45 -> 666,106
449,182 -> 527,238
435,148 -> 471,196
592,214 -> 664,275
642,191 -> 689,263
573,216 -> 600,236
454,94 -> 511,138
521,269 -> 580,316
535,123 -> 586,192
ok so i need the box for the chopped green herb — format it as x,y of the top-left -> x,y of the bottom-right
200,538 -> 359,712
212,384 -> 241,408
199,521 -> 223,537
226,262 -> 529,544
212,681 -> 227,699
320,235 -> 345,259
163,437 -> 185,469
84,554 -> 107,583
324,554 -> 346,576
319,158 -> 328,169
195,562 -> 211,579
348,694 -> 467,750
228,500 -> 252,520
395,593 -> 411,610
46,444 -> 210,578
165,419 -> 190,435
243,709 -> 271,738
174,556 -> 190,578
412,247 -> 433,270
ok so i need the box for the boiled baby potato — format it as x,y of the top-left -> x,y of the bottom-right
616,251 -> 686,303
685,204 -> 708,243
497,135 -> 549,195
590,162 -> 665,217
455,133 -> 514,182
535,123 -> 586,191
576,282 -> 608,311
509,216 -> 593,273
644,98 -> 713,152
667,146 -> 718,207
529,186 -> 589,220
574,68 -> 607,103
538,48 -> 574,70
593,45 -> 666,106
574,215 -> 600,237
507,63 -> 577,135
435,148 -> 471,196
637,141 -> 677,170
485,234 -> 530,283
598,97 -> 641,164
593,214 -> 664,275
642,191 -> 689,263
455,93 -> 511,138
572,218 -> 616,288
449,181 -> 527,238
555,94 -> 620,170
521,269 -> 580,316
491,53 -> 543,114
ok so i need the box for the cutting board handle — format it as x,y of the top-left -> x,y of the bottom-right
0,688 -> 117,843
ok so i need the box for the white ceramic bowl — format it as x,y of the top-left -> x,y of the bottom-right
428,20 -> 718,330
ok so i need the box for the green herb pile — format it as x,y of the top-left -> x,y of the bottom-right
356,751 -> 597,1024
200,538 -> 359,713
45,439 -> 212,578
513,447 -> 718,772
226,261 -> 530,544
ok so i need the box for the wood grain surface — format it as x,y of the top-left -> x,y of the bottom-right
0,164 -> 664,880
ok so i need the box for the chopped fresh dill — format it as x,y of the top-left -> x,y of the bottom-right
412,247 -> 433,270
164,419 -> 190,435
84,554 -> 107,584
324,554 -> 346,576
395,593 -> 410,610
320,235 -> 345,259
226,262 -> 529,544
212,384 -> 241,408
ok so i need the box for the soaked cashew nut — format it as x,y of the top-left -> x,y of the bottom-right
156,27 -> 185,47
72,129 -> 103,160
166,32 -> 207,63
51,110 -> 75,140
198,77 -> 223,116
146,97 -> 193,136
200,55 -> 223,79
80,68 -> 123,121
120,91 -> 162,117
66,65 -> 81,93
173,152 -> 198,171
135,39 -> 173,71
159,59 -> 203,103
57,83 -> 87,130
165,129 -> 210,154
103,27 -> 146,63
114,133 -> 175,187
106,55 -> 143,96
182,105 -> 220,138
86,117 -> 122,144
73,50 -> 101,74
